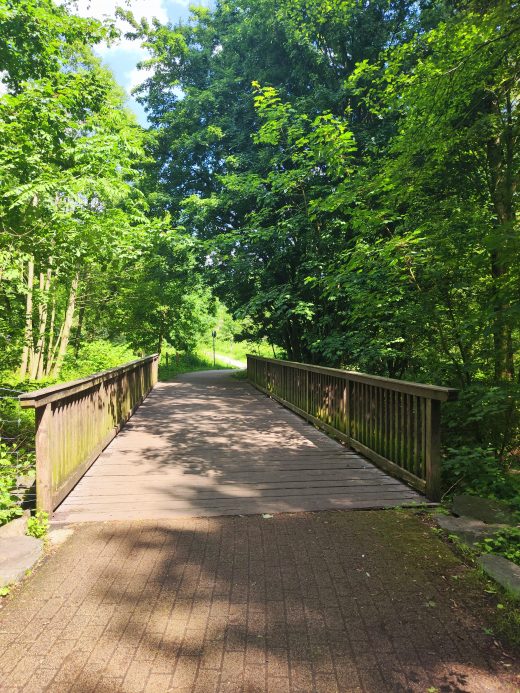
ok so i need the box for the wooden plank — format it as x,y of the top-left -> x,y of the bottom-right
247,355 -> 458,401
78,471 -> 395,486
35,403 -> 53,514
19,354 -> 159,407
62,479 -> 404,498
52,370 -> 426,523
348,438 -> 426,493
53,496 -> 429,524
425,399 -> 442,501
58,490 -> 423,512
61,486 -> 416,506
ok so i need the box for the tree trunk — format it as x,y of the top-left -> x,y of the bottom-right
44,298 -> 56,377
45,320 -> 63,378
19,258 -> 34,379
74,303 -> 85,358
51,274 -> 79,378
32,265 -> 52,380
486,90 -> 516,381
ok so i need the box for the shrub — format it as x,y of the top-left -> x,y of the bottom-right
477,527 -> 520,567
442,446 -> 520,516
0,443 -> 35,526
26,510 -> 49,539
61,340 -> 136,380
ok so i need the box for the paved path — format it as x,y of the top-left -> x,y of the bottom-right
211,353 -> 247,369
0,511 -> 516,692
53,371 -> 423,524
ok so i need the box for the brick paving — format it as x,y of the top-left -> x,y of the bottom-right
0,511 -> 517,692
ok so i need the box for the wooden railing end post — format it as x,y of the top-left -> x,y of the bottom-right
35,403 -> 53,514
425,399 -> 442,501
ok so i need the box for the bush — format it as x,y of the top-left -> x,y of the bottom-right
0,443 -> 35,526
444,383 -> 520,464
61,340 -> 136,380
442,446 -> 520,517
26,510 -> 49,539
477,527 -> 520,566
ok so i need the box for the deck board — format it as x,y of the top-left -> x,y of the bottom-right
52,369 -> 425,523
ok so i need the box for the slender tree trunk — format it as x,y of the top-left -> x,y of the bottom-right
31,266 -> 52,379
74,303 -> 85,358
19,258 -> 34,379
486,90 -> 516,381
44,298 -> 56,377
33,264 -> 52,380
46,320 -> 63,377
51,274 -> 79,378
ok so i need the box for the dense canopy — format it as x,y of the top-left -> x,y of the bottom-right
0,0 -> 519,504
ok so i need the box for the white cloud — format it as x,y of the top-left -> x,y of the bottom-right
72,0 -> 168,26
66,0 -> 198,121
65,0 -> 169,105
127,65 -> 154,92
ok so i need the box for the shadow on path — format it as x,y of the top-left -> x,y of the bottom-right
53,371 -> 422,523
0,511 -> 516,692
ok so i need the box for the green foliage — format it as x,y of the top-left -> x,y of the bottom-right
26,510 -> 48,539
445,385 -> 520,472
61,341 -> 136,381
201,302 -> 277,362
477,528 -> 520,567
158,350 -> 228,381
442,447 -> 520,513
134,0 -> 520,503
0,443 -> 35,526
0,0 -> 213,380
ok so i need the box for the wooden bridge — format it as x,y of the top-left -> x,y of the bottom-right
19,356 -> 457,522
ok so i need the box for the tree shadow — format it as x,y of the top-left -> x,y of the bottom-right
52,511 -> 517,692
55,370 -> 421,522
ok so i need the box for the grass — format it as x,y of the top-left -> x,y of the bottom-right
204,337 -> 277,363
158,350 -> 234,381
416,508 -> 520,648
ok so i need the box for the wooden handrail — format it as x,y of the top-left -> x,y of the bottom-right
19,355 -> 159,407
247,356 -> 458,401
247,355 -> 458,500
19,354 -> 159,513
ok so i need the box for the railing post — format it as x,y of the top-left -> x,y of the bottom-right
245,354 -> 456,498
152,354 -> 159,386
425,399 -> 441,501
35,403 -> 53,514
345,379 -> 352,446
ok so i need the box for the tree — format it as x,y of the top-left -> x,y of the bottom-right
0,0 -> 212,378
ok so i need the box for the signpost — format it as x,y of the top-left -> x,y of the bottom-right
211,330 -> 217,367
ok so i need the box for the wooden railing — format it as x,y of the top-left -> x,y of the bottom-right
247,355 -> 457,500
19,355 -> 159,513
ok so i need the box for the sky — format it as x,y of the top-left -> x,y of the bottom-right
73,0 -> 211,125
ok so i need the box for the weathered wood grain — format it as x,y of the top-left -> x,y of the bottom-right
20,354 -> 159,512
248,355 -> 457,500
53,370 -> 426,523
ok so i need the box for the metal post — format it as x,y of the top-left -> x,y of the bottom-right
212,330 -> 216,367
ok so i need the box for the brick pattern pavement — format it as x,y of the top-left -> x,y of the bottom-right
0,511 -> 517,692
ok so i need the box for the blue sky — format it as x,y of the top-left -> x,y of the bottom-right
74,0 -> 211,125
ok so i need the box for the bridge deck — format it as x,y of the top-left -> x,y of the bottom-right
53,370 -> 424,523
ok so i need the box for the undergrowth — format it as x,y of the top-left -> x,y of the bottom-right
0,339 -> 138,526
158,350 -> 232,381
